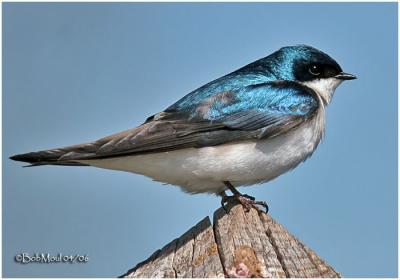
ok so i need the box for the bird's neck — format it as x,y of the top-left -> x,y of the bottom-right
301,78 -> 343,105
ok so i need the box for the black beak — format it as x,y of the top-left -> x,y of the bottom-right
335,72 -> 357,80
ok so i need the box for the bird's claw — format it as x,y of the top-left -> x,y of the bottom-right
221,196 -> 228,211
242,194 -> 255,201
221,194 -> 268,213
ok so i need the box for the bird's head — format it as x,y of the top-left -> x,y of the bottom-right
265,45 -> 356,104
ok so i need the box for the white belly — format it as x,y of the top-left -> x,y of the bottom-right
79,112 -> 324,194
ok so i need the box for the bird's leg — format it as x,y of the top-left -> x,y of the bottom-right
224,181 -> 255,201
220,181 -> 269,213
218,191 -> 229,211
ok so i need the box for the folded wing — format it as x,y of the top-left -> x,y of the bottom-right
10,81 -> 320,166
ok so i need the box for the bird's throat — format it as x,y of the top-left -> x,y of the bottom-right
302,78 -> 343,105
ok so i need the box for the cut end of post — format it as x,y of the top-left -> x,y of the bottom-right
120,202 -> 340,278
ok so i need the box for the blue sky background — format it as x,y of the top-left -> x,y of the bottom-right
3,2 -> 397,277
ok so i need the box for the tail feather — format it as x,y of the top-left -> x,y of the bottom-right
10,150 -> 90,167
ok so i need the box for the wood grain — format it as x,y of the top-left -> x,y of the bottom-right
120,203 -> 340,278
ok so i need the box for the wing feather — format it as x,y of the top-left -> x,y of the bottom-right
10,81 -> 320,165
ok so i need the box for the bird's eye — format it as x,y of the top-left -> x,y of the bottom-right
308,64 -> 321,76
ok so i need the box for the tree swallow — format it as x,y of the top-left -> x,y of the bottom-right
10,45 -> 356,212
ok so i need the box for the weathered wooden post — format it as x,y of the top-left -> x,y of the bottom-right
120,203 -> 340,278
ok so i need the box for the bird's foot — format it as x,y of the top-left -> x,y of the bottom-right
221,194 -> 268,213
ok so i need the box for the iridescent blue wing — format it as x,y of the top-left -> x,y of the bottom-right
10,81 -> 320,164
164,80 -> 319,137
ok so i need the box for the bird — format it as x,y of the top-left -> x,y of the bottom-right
10,45 -> 356,212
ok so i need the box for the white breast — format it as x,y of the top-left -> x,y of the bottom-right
79,109 -> 325,194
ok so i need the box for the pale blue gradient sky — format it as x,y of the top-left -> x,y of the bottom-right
3,2 -> 397,277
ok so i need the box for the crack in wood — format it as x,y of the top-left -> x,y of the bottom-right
121,204 -> 340,278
